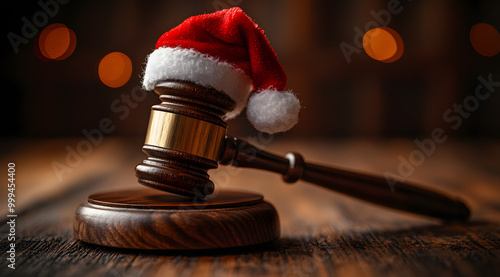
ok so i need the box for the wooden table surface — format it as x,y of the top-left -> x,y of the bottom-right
1,137 -> 500,277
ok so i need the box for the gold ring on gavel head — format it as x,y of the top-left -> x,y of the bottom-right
144,110 -> 226,162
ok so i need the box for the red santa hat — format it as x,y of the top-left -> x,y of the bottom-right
142,7 -> 300,134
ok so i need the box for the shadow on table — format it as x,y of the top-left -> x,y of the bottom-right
75,220 -> 498,257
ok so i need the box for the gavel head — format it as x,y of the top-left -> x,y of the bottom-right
135,9 -> 302,198
135,80 -> 236,198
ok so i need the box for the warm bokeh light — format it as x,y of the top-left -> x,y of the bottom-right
363,27 -> 404,63
98,52 -> 133,88
470,23 -> 500,57
38,23 -> 76,60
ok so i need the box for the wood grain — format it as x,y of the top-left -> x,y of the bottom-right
1,138 -> 500,276
74,189 -> 280,250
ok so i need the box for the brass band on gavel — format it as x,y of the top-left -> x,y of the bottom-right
144,110 -> 226,162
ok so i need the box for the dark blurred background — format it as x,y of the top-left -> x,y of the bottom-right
2,0 -> 500,140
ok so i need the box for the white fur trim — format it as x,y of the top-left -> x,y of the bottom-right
246,89 -> 300,134
143,47 -> 253,119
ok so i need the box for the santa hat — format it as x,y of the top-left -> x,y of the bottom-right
142,7 -> 300,134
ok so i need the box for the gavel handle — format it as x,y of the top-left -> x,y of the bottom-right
219,136 -> 470,221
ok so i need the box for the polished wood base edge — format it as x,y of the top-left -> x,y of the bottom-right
73,190 -> 280,250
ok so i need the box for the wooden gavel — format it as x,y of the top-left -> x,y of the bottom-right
135,80 -> 470,221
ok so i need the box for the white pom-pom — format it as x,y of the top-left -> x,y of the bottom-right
246,89 -> 300,134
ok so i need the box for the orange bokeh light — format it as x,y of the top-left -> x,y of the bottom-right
38,23 -> 76,60
470,23 -> 500,57
98,52 -> 133,88
363,27 -> 404,63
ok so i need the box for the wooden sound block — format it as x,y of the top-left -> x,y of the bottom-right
73,188 -> 280,250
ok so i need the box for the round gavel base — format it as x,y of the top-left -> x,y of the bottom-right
73,188 -> 280,250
